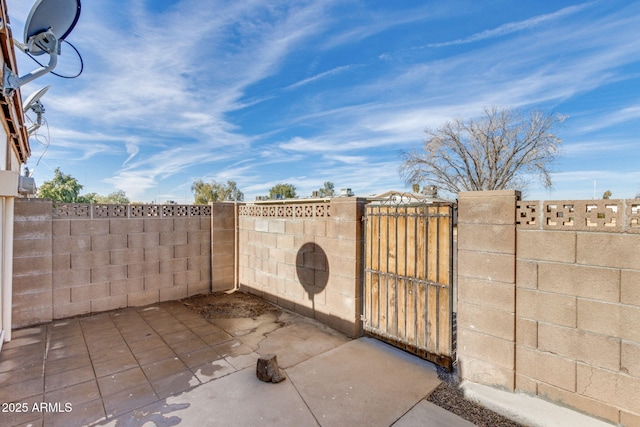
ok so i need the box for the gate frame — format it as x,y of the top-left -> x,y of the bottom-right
362,192 -> 455,371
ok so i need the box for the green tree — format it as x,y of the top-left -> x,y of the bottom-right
602,190 -> 612,200
318,181 -> 336,197
94,190 -> 131,204
37,168 -> 86,202
400,107 -> 565,195
191,179 -> 244,204
268,183 -> 297,199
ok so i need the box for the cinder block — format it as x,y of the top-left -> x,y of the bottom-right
458,327 -> 515,370
212,215 -> 235,231
53,288 -> 71,305
330,198 -> 366,222
458,250 -> 515,283
12,306 -> 53,328
52,236 -> 90,254
515,260 -> 537,289
52,220 -> 70,237
109,219 -> 143,234
53,269 -> 90,289
143,218 -> 174,232
71,282 -> 110,302
304,220 -> 326,237
52,254 -> 71,271
12,290 -> 52,311
175,244 -> 201,258
577,233 -> 640,269
187,255 -> 210,271
457,354 -> 515,390
515,317 -> 537,348
458,223 -> 515,253
458,191 -> 519,225
13,273 -> 52,294
110,278 -> 144,296
159,285 -> 188,302
577,364 -> 640,414
127,261 -> 160,279
622,341 -> 640,377
160,258 -> 188,274
622,270 -> 640,307
537,383 -> 620,424
110,248 -> 144,265
538,262 -> 620,302
91,264 -> 127,283
538,322 -> 620,371
516,346 -> 576,391
160,231 -> 188,246
187,230 -> 210,245
144,246 -> 174,262
53,301 -> 90,319
91,234 -> 127,251
14,220 -> 51,239
268,220 -> 285,234
578,299 -> 640,342
517,230 -> 576,263
71,251 -> 110,269
14,198 -> 52,218
458,276 -> 515,311
517,288 -> 576,327
70,220 -> 109,236
285,221 -> 304,235
515,373 -> 537,395
187,281 -> 209,296
127,232 -> 160,248
91,295 -> 127,313
13,238 -> 52,258
173,218 -> 201,232
13,255 -> 52,276
458,301 -> 514,340
128,290 -> 160,307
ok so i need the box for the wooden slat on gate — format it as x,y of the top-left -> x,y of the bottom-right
363,197 -> 454,370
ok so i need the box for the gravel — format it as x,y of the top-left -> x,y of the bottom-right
426,367 -> 524,427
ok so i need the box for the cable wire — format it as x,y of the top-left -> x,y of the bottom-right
26,39 -> 84,79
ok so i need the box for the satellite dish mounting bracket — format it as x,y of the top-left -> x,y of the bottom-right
2,29 -> 59,97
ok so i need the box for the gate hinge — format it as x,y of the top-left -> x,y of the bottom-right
360,314 -> 367,322
361,215 -> 367,222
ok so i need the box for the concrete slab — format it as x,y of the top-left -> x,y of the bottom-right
393,400 -> 476,427
462,381 -> 615,427
287,337 -> 440,427
99,367 -> 318,427
256,316 -> 349,368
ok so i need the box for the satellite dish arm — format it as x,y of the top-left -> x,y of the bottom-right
2,30 -> 59,96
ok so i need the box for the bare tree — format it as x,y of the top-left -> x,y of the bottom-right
400,107 -> 565,195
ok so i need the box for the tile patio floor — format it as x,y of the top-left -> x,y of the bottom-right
0,298 -> 469,427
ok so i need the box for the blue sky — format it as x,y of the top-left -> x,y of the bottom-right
7,0 -> 640,202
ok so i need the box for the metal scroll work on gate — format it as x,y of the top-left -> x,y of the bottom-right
363,194 -> 455,370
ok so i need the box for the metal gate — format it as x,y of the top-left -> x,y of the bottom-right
363,193 -> 455,370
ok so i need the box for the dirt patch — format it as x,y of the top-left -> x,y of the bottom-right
181,291 -> 282,319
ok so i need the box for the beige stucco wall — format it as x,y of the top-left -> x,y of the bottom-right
458,192 -> 640,426
237,198 -> 365,337
12,199 -> 221,328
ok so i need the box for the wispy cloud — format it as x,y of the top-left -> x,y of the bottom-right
428,2 -> 596,47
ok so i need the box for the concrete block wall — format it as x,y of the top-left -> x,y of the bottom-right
12,199 -> 218,328
457,192 -> 640,425
457,190 -> 519,390
237,198 -> 366,337
12,199 -> 53,327
515,202 -> 640,425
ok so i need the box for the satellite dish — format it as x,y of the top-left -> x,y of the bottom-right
2,0 -> 81,96
23,85 -> 50,113
23,85 -> 50,135
23,0 -> 81,56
